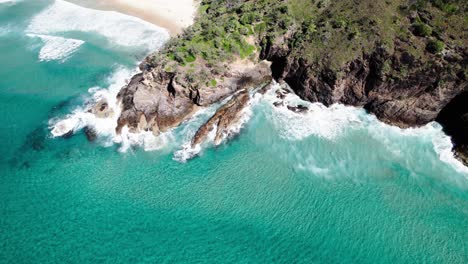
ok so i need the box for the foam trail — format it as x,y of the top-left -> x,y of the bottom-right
261,83 -> 363,141
27,34 -> 84,62
262,84 -> 468,177
173,92 -> 259,162
50,68 -> 131,139
26,0 -> 169,52
172,107 -> 220,162
0,0 -> 21,5
49,68 -> 180,152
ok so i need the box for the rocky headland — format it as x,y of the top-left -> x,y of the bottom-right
84,0 -> 467,164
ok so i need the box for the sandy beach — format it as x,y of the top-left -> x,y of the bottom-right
66,0 -> 197,35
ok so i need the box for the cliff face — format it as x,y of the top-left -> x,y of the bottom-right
261,38 -> 467,128
260,34 -> 467,162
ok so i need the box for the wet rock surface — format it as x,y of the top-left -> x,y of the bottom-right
113,61 -> 271,136
84,126 -> 97,142
261,35 -> 468,165
91,100 -> 114,118
191,89 -> 250,147
287,104 -> 309,114
273,101 -> 284,107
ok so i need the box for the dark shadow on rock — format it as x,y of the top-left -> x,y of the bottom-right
436,91 -> 468,165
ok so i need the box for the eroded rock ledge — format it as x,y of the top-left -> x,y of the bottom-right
115,59 -> 271,138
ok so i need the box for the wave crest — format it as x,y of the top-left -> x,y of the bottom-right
27,0 -> 169,52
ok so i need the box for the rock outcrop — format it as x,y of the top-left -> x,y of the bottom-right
260,35 -> 468,164
90,100 -> 114,118
112,60 -> 271,136
116,71 -> 197,135
191,89 -> 250,147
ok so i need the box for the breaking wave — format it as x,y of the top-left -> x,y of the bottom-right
0,0 -> 22,5
26,0 -> 169,53
50,77 -> 468,177
50,68 -> 188,154
260,84 -> 468,177
27,34 -> 84,62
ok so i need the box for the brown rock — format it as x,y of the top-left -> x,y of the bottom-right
273,101 -> 284,107
191,90 -> 250,147
92,100 -> 114,118
287,104 -> 309,113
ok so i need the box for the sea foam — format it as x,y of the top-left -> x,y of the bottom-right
261,83 -> 363,141
49,68 -> 179,153
50,68 -> 131,140
27,34 -> 84,62
261,84 -> 468,177
0,0 -> 21,5
26,0 -> 169,52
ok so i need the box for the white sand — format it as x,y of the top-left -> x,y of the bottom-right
66,0 -> 198,35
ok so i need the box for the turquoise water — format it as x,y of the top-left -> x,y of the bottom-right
1,1 -> 467,263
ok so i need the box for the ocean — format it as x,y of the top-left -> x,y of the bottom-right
0,1 -> 467,263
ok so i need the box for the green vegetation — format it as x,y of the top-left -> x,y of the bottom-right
426,39 -> 445,53
209,79 -> 217,87
413,22 -> 432,37
284,0 -> 466,70
146,0 -> 466,89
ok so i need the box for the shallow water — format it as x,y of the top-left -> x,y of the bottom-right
1,1 -> 467,263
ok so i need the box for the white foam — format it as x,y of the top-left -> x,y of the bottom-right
117,125 -> 176,153
0,0 -> 21,5
427,124 -> 468,175
173,92 -> 258,162
49,68 -> 180,152
172,108 -> 220,162
50,68 -> 130,140
262,84 -> 468,176
27,34 -> 84,62
173,142 -> 203,163
262,83 -> 363,141
26,0 -> 169,52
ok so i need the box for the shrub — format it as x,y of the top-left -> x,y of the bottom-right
173,51 -> 185,63
413,22 -> 432,37
210,79 -> 217,87
239,26 -> 250,36
426,39 -> 444,53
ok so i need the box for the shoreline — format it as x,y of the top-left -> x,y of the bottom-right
65,0 -> 197,35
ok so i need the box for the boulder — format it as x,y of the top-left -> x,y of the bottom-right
91,100 -> 114,118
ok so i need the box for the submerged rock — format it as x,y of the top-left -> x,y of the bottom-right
275,90 -> 286,99
273,101 -> 284,107
287,104 -> 309,113
83,126 -> 97,142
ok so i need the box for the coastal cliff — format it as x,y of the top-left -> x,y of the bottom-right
102,0 -> 467,162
